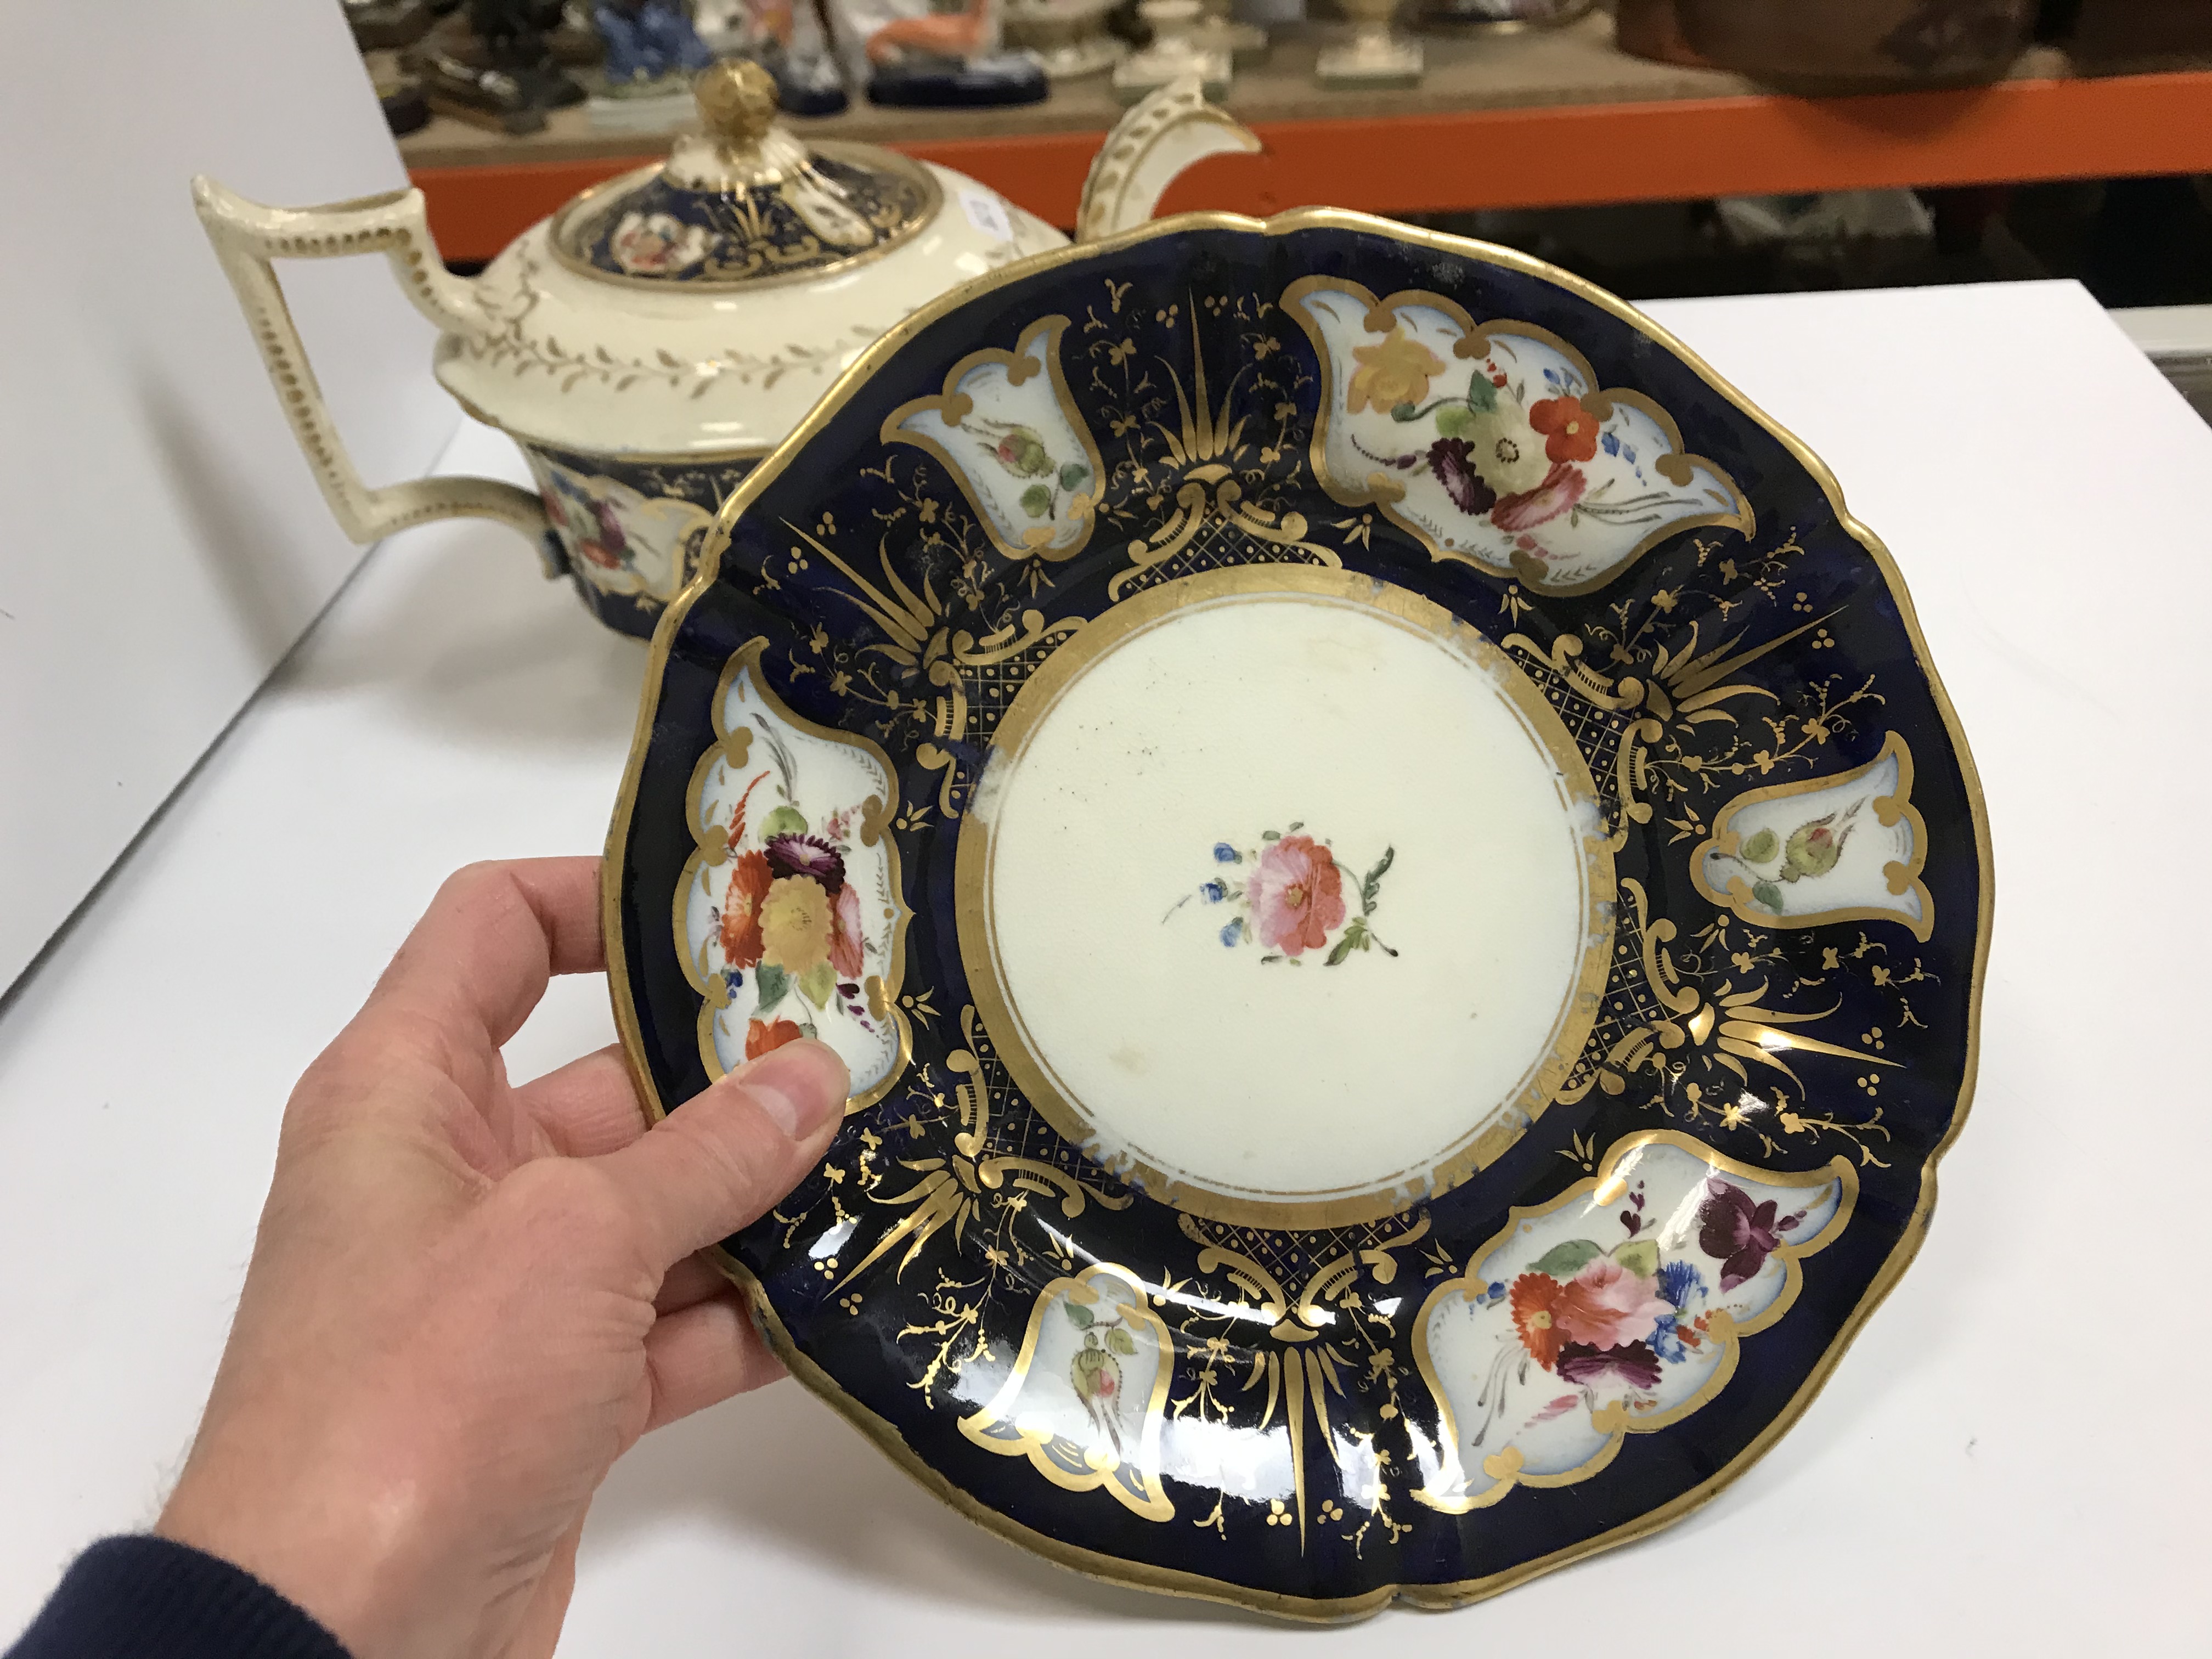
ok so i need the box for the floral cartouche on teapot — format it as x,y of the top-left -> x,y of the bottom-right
193,63 -> 1256,639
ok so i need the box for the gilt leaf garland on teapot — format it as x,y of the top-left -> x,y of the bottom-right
455,236 -> 1034,402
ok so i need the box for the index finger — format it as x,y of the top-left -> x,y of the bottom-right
368,857 -> 605,1051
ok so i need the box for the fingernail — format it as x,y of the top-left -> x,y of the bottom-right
737,1040 -> 850,1139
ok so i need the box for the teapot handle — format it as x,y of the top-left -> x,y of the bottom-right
190,177 -> 550,555
1075,78 -> 1262,244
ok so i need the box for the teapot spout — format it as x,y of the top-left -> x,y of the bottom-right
1075,78 -> 1260,243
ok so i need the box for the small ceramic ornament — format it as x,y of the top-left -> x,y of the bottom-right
1316,0 -> 1422,88
825,0 -> 1051,106
1002,0 -> 1130,78
411,0 -> 586,134
696,0 -> 851,114
1192,0 -> 1268,64
593,0 -> 714,90
693,0 -> 767,48
1111,0 -> 1231,101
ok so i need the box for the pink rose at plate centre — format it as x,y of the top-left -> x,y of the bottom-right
1248,833 -> 1348,956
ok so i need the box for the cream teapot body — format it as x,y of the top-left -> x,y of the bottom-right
193,68 -> 1256,638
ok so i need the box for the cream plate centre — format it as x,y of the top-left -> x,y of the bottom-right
961,568 -> 1613,1227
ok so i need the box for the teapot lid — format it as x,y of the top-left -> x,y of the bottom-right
548,60 -> 940,289
430,71 -> 1263,461
433,58 -> 1063,460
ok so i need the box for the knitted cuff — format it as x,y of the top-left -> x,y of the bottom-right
5,1534 -> 353,1659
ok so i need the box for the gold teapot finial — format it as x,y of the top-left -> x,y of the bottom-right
665,58 -> 803,190
695,59 -> 781,152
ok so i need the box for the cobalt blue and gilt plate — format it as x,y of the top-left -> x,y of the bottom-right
603,211 -> 1990,1617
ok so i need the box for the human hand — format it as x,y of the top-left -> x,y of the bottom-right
155,857 -> 848,1659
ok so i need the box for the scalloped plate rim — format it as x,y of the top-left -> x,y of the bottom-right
600,206 -> 1996,1621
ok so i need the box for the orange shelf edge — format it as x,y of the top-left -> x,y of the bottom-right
413,70 -> 2212,263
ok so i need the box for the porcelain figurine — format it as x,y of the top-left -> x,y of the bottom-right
1002,0 -> 1128,78
1192,0 -> 1268,64
1103,0 -> 1152,46
695,0 -> 851,114
554,0 -> 611,65
411,0 -> 588,133
825,0 -> 1049,106
1113,0 -> 1230,100
1316,0 -> 1422,87
192,66 -> 1258,639
592,0 -> 714,91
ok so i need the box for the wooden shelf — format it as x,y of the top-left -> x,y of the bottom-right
402,16 -> 2212,262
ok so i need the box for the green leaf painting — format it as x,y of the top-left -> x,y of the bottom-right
1360,847 -> 1395,916
800,960 -> 836,1009
759,805 -> 806,839
1530,1239 -> 1604,1279
1613,1239 -> 1660,1278
753,962 -> 789,1014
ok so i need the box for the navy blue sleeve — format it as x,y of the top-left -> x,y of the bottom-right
6,1536 -> 352,1659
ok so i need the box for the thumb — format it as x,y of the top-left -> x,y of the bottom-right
597,1040 -> 849,1269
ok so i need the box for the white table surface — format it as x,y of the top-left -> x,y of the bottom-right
3,279 -> 2207,1655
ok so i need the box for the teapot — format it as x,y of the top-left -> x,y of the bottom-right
192,62 -> 1257,638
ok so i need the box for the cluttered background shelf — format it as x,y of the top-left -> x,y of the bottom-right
403,19 -> 2212,259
